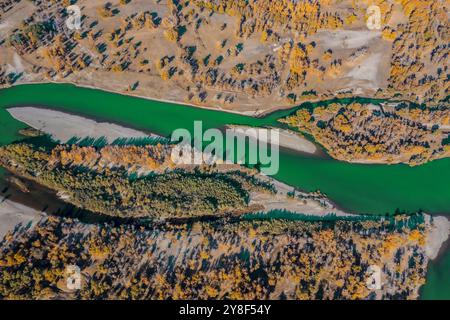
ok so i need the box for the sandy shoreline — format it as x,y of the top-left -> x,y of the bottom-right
0,196 -> 45,239
251,173 -> 354,217
225,125 -> 319,155
7,105 -> 323,157
425,215 -> 450,260
5,80 -> 416,119
7,106 -> 162,143
6,80 -> 268,117
7,80 -> 418,120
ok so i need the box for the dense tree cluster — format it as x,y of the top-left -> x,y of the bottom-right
9,19 -> 57,54
49,143 -> 174,174
281,102 -> 450,165
0,214 -> 429,300
0,142 -> 274,219
386,0 -> 449,104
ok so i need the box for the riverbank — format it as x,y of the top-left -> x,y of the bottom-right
0,197 -> 44,239
7,106 -> 161,143
425,215 -> 450,260
250,174 -> 352,217
420,216 -> 450,300
225,125 -> 320,156
4,80 -> 270,117
5,80 -> 425,120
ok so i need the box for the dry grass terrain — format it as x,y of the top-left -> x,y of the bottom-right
0,0 -> 448,114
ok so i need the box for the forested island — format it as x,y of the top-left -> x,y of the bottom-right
0,140 -> 277,219
280,101 -> 450,165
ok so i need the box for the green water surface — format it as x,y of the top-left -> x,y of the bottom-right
421,249 -> 450,300
0,83 -> 449,216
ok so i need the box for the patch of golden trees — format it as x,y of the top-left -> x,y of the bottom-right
0,142 -> 273,219
0,214 -> 430,300
280,102 -> 450,165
